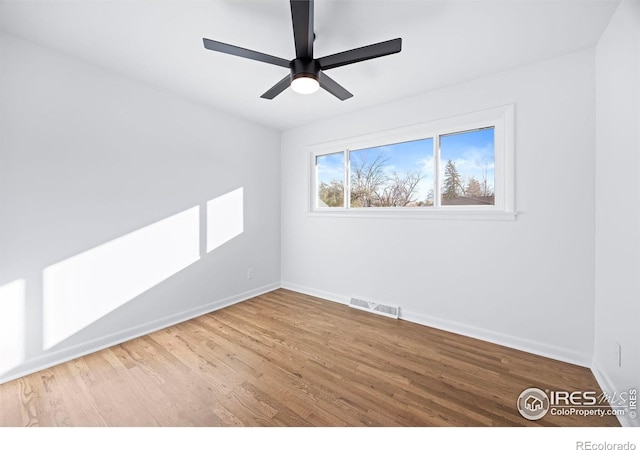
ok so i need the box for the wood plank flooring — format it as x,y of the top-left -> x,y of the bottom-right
0,289 -> 619,426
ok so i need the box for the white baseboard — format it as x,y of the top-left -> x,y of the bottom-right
281,282 -> 350,305
0,282 -> 280,386
281,282 -> 592,367
401,308 -> 591,367
591,362 -> 638,427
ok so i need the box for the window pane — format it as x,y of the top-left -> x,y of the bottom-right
440,128 -> 494,206
349,138 -> 434,207
316,152 -> 344,207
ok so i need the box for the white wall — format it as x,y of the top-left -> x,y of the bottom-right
594,0 -> 640,428
281,49 -> 596,365
0,33 -> 281,383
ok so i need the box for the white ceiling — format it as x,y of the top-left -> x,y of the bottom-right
0,0 -> 619,131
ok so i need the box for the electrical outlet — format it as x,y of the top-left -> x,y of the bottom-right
616,342 -> 622,367
247,268 -> 254,279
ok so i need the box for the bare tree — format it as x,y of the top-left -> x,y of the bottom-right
350,154 -> 424,207
376,171 -> 424,206
350,154 -> 388,207
425,189 -> 434,206
481,164 -> 493,197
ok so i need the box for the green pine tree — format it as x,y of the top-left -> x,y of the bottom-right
442,160 -> 461,200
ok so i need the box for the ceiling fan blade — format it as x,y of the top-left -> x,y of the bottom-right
318,72 -> 353,101
203,38 -> 290,68
318,38 -> 402,71
290,0 -> 314,59
260,75 -> 292,99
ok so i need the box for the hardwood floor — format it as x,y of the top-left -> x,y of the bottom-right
0,289 -> 619,427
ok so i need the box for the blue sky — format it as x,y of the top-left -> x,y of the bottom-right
351,138 -> 434,201
317,127 -> 494,202
317,152 -> 345,184
441,127 -> 494,161
440,127 -> 495,194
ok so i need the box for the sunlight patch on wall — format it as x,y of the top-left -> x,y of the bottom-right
0,279 -> 26,375
43,207 -> 200,349
207,187 -> 244,252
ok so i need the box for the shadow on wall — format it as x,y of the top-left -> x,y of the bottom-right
0,187 -> 244,378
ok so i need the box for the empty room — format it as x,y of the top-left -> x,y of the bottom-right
0,0 -> 639,441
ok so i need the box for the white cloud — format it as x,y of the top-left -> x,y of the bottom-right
445,144 -> 494,184
317,164 -> 344,183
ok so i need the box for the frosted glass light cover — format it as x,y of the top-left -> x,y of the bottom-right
291,76 -> 319,94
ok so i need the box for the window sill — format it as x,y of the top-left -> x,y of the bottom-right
307,209 -> 517,221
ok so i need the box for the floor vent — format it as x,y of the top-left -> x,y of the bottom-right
349,297 -> 399,319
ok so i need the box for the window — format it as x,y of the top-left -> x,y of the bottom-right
316,152 -> 345,208
440,128 -> 494,206
310,105 -> 514,218
349,138 -> 434,208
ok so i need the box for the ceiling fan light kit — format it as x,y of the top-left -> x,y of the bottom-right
290,58 -> 320,94
203,0 -> 402,100
291,76 -> 320,95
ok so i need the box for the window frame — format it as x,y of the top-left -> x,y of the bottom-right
308,104 -> 515,220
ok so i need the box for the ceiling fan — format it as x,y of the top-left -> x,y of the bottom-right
202,0 -> 402,100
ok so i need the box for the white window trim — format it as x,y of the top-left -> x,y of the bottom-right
308,104 -> 516,220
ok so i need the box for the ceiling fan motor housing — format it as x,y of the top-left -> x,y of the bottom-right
203,0 -> 401,100
290,58 -> 320,82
